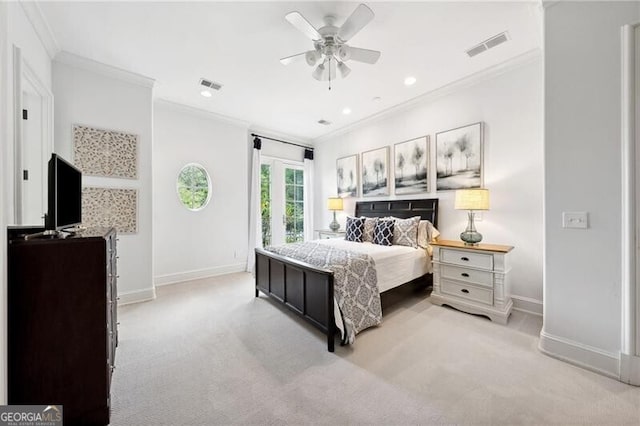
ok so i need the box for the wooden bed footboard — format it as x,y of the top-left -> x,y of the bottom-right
255,248 -> 337,352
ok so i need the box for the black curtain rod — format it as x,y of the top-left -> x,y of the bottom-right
251,133 -> 314,151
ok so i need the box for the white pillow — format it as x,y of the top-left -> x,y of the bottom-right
417,220 -> 440,249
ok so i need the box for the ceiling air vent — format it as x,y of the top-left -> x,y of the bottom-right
199,78 -> 223,91
466,44 -> 487,58
466,31 -> 509,58
317,119 -> 332,126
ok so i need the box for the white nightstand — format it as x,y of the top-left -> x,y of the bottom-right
429,240 -> 514,324
316,230 -> 346,239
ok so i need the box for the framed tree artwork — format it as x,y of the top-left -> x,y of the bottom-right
436,122 -> 483,191
336,154 -> 358,197
394,136 -> 429,194
361,147 -> 389,197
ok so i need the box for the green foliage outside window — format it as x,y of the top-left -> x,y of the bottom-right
261,164 -> 272,247
177,164 -> 211,210
285,168 -> 304,243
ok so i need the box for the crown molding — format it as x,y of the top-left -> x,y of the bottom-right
54,51 -> 155,88
154,98 -> 251,129
19,1 -> 60,59
313,47 -> 542,144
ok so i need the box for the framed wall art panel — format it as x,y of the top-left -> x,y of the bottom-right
336,154 -> 358,197
82,187 -> 138,234
361,147 -> 389,197
394,136 -> 429,195
435,122 -> 483,191
73,125 -> 138,179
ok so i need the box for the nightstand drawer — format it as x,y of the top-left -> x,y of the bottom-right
317,231 -> 345,239
441,248 -> 493,270
441,264 -> 493,288
441,280 -> 493,306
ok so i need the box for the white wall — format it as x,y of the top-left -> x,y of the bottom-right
52,53 -> 155,303
541,1 -> 640,378
314,55 -> 543,312
153,101 -> 249,284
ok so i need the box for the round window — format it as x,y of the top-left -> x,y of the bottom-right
176,163 -> 212,211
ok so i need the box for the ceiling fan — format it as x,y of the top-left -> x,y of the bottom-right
280,3 -> 381,89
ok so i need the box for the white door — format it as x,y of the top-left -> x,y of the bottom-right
21,88 -> 45,225
260,158 -> 305,246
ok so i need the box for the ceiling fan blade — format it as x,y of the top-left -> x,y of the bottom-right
280,51 -> 308,66
337,4 -> 374,42
348,47 -> 381,64
285,11 -> 322,41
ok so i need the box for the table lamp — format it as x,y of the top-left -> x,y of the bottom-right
327,197 -> 343,231
454,188 -> 490,246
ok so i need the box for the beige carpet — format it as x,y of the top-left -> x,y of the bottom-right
111,273 -> 640,425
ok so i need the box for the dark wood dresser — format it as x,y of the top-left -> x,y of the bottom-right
7,227 -> 118,425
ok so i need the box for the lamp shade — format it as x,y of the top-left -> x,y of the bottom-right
454,189 -> 490,211
327,197 -> 344,211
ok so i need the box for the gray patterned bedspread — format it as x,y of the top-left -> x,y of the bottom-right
265,241 -> 382,344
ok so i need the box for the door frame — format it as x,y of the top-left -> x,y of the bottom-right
621,22 -> 640,385
12,45 -> 54,225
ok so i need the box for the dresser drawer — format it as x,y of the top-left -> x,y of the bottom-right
441,264 -> 493,288
440,248 -> 493,270
441,280 -> 493,306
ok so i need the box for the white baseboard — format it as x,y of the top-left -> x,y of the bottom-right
511,295 -> 543,316
154,263 -> 246,287
539,330 -> 620,379
620,353 -> 640,386
118,287 -> 156,306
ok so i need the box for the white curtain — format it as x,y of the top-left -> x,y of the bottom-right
246,141 -> 262,272
303,149 -> 314,242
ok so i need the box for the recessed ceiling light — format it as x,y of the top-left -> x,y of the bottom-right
342,108 -> 352,115
200,90 -> 212,98
404,76 -> 417,86
372,96 -> 382,102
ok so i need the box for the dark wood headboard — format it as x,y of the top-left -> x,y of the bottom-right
354,198 -> 439,228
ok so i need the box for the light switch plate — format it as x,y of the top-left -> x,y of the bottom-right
562,212 -> 588,229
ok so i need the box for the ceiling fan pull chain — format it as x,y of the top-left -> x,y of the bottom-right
328,57 -> 332,91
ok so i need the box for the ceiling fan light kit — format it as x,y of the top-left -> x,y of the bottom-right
280,3 -> 381,89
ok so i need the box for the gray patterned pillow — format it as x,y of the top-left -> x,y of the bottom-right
345,216 -> 365,242
362,217 -> 378,242
392,216 -> 421,248
373,219 -> 395,246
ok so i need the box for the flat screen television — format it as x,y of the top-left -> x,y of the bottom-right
45,153 -> 82,231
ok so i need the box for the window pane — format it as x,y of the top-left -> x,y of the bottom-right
286,185 -> 294,200
192,168 -> 208,187
295,185 -> 304,201
295,169 -> 304,185
178,186 -> 193,208
285,201 -> 294,218
285,168 -> 294,184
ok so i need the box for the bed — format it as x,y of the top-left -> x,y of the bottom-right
254,198 -> 439,352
